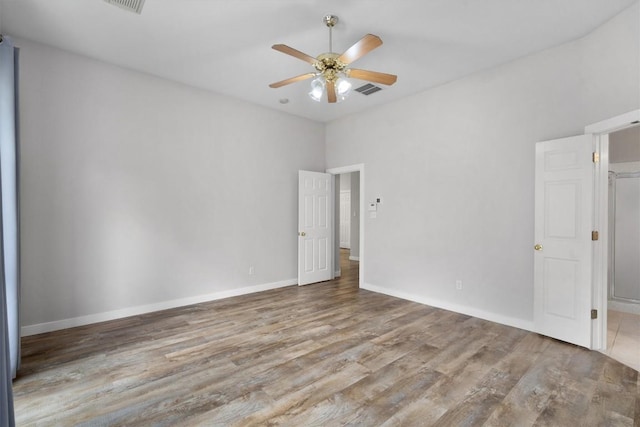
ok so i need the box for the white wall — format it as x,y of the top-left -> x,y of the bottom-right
349,172 -> 360,259
610,126 -> 640,163
334,174 -> 341,273
326,3 -> 640,328
18,38 -> 325,332
339,172 -> 351,191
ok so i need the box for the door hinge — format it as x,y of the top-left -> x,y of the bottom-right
591,309 -> 598,319
592,152 -> 600,163
591,230 -> 599,241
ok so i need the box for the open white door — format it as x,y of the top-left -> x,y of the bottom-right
298,170 -> 333,286
534,134 -> 594,348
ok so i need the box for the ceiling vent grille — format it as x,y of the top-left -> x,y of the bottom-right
355,83 -> 383,96
103,0 -> 145,14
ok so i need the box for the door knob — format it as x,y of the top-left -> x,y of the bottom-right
299,231 -> 306,237
534,244 -> 543,251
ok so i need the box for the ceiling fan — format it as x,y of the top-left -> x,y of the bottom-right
269,15 -> 397,103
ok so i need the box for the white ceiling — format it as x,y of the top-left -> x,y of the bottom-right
0,0 -> 636,123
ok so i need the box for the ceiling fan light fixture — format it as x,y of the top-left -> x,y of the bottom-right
309,74 -> 352,103
336,77 -> 352,98
309,76 -> 325,102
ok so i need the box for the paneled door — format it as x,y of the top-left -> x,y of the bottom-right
534,135 -> 594,348
298,171 -> 333,286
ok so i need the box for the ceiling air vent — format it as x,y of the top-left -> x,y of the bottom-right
103,0 -> 145,14
355,83 -> 383,96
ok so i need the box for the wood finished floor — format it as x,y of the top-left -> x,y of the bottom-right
13,252 -> 640,426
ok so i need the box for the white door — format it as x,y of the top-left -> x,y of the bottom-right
534,134 -> 594,348
298,170 -> 333,286
339,191 -> 351,249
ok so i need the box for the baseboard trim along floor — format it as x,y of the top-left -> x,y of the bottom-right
21,278 -> 297,336
361,282 -> 534,332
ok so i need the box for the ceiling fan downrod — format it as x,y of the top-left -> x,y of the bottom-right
323,15 -> 338,53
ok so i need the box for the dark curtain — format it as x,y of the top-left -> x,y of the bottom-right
0,34 -> 20,427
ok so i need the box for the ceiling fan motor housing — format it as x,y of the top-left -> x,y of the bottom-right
313,53 -> 347,82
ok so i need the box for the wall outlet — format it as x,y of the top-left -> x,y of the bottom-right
249,266 -> 255,275
456,280 -> 463,290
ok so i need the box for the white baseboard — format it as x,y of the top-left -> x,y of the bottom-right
361,283 -> 534,332
334,269 -> 341,277
21,278 -> 297,336
349,256 -> 360,261
608,299 -> 640,315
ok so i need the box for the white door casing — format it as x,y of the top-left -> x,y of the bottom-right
534,134 -> 594,348
585,109 -> 639,352
298,170 -> 333,286
339,190 -> 351,249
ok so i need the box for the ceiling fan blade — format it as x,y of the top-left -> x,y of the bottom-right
327,80 -> 337,103
347,69 -> 397,86
269,73 -> 316,88
272,44 -> 318,65
337,34 -> 383,65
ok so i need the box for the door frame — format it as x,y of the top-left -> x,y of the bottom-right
326,164 -> 365,288
585,109 -> 640,351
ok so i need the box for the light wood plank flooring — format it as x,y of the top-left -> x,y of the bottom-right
13,252 -> 640,426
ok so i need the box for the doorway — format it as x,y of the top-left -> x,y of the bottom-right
327,164 -> 364,287
586,110 -> 639,368
336,171 -> 360,279
604,126 -> 640,371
